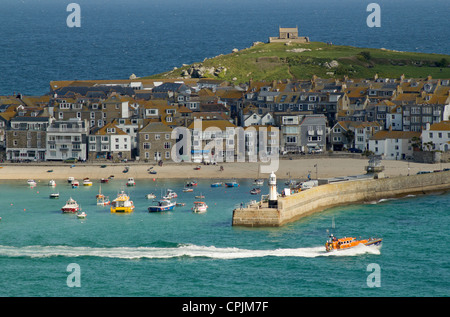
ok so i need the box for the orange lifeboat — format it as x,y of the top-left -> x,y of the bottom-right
325,234 -> 382,252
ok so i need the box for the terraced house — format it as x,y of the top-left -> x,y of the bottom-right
89,122 -> 131,161
6,116 -> 53,161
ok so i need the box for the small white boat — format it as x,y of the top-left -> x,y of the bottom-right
27,179 -> 37,187
48,180 -> 56,187
126,177 -> 136,186
163,189 -> 177,200
72,180 -> 79,188
146,193 -> 156,199
49,193 -> 60,199
67,177 -> 75,183
183,188 -> 194,192
210,182 -> 223,187
76,211 -> 87,219
253,179 -> 264,186
192,201 -> 208,213
96,184 -> 110,206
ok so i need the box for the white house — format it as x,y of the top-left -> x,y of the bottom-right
369,130 -> 420,160
421,121 -> 450,152
89,122 -> 131,160
354,122 -> 382,151
46,118 -> 89,161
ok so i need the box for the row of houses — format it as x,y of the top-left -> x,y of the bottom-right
0,75 -> 449,162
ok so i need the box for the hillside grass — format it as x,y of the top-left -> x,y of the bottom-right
143,41 -> 450,82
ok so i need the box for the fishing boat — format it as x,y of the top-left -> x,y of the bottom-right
192,201 -> 208,214
148,199 -> 176,212
250,188 -> 261,195
48,179 -> 56,187
145,193 -> 156,199
110,190 -> 135,213
210,182 -> 223,187
76,211 -> 87,219
97,195 -> 110,206
163,189 -> 177,200
61,197 -> 80,213
126,177 -> 136,186
67,177 -> 75,183
253,179 -> 264,186
49,193 -> 60,199
185,180 -> 198,187
96,185 -> 110,206
183,188 -> 194,192
71,180 -> 79,188
225,181 -> 239,187
325,234 -> 383,252
27,179 -> 36,187
83,178 -> 93,186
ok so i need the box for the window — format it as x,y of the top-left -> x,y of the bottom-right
286,136 -> 297,143
155,134 -> 160,140
165,134 -> 170,140
145,134 -> 149,140
143,143 -> 151,150
165,151 -> 170,159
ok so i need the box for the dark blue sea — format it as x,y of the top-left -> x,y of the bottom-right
0,0 -> 449,96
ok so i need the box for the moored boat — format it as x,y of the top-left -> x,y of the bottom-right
250,188 -> 261,195
100,178 -> 109,183
76,211 -> 87,219
163,189 -> 177,200
225,181 -> 239,187
27,179 -> 36,187
185,180 -> 198,187
210,182 -> 223,187
183,188 -> 194,192
71,180 -> 79,188
126,177 -> 135,186
49,193 -> 60,199
146,193 -> 156,199
83,178 -> 93,186
325,234 -> 383,252
96,185 -> 110,205
148,199 -> 176,212
192,201 -> 208,213
67,177 -> 75,183
110,191 -> 135,213
253,179 -> 264,186
61,197 -> 80,213
48,179 -> 56,187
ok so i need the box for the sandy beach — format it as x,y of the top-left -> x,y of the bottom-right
0,157 -> 448,182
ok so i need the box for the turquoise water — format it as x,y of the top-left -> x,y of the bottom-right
0,179 -> 448,297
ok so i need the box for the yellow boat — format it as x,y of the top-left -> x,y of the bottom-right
110,190 -> 135,213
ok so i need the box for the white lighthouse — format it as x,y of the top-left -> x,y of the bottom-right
268,171 -> 278,208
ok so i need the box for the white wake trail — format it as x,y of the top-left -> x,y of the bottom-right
0,244 -> 379,260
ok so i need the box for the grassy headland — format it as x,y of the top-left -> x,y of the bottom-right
143,41 -> 450,82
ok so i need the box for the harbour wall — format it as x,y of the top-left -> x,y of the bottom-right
232,171 -> 450,227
